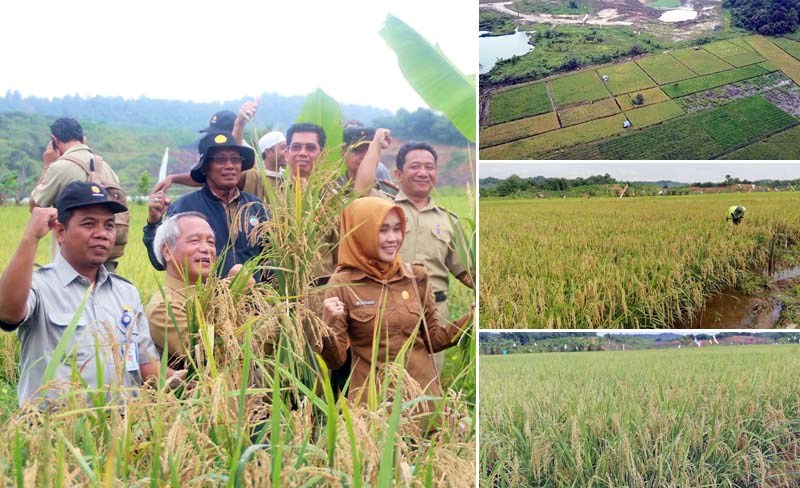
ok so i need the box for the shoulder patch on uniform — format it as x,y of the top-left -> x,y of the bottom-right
436,205 -> 460,220
376,179 -> 399,196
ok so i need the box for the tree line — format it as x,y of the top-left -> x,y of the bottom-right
724,0 -> 800,35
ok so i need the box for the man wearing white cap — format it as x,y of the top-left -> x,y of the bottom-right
241,131 -> 286,198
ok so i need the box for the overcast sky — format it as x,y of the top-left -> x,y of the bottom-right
479,162 -> 800,182
1,0 -> 475,112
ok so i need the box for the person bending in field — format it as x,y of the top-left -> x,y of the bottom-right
0,181 -> 184,407
726,205 -> 746,225
146,211 -> 254,369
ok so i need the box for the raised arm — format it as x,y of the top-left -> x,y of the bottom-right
0,207 -> 56,326
353,128 -> 391,195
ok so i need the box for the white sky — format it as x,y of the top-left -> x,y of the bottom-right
1,0 -> 476,112
479,162 -> 800,182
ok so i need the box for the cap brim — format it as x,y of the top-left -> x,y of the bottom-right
61,200 -> 128,214
192,145 -> 255,183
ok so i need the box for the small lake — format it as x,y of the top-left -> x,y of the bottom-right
659,8 -> 698,21
479,30 -> 534,74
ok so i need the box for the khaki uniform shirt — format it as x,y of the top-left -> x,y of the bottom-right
240,167 -> 283,200
0,255 -> 158,406
146,274 -> 196,367
30,144 -> 121,207
380,190 -> 470,293
320,263 -> 467,402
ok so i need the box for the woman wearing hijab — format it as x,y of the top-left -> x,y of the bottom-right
320,197 -> 471,404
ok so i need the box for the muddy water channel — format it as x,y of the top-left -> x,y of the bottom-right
684,266 -> 800,328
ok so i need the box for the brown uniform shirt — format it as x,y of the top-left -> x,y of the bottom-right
146,274 -> 195,367
31,144 -> 121,207
379,190 -> 470,293
320,262 -> 468,401
240,167 -> 283,200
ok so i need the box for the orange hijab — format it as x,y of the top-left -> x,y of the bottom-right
338,197 -> 406,281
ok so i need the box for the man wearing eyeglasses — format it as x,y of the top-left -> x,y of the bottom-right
142,131 -> 268,279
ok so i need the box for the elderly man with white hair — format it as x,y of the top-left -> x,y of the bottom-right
146,211 -> 251,367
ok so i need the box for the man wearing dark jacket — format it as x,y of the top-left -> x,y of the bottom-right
143,131 -> 268,279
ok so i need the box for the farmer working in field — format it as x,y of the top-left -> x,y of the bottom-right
146,211 -> 254,368
143,131 -> 269,279
29,117 -> 129,272
366,141 -> 475,373
726,205 -> 746,225
0,181 -> 183,407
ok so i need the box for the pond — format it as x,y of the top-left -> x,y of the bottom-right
659,8 -> 698,22
479,30 -> 534,74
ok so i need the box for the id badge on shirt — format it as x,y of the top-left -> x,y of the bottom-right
123,340 -> 139,372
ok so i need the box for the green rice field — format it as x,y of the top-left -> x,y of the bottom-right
481,345 -> 800,486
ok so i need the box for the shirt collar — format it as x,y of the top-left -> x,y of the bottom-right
60,143 -> 90,157
205,184 -> 241,203
394,189 -> 437,212
53,253 -> 110,289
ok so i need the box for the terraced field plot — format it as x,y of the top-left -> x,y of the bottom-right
490,82 -> 552,125
773,38 -> 800,61
481,36 -> 800,159
558,98 -> 619,127
636,54 -> 696,84
596,61 -> 656,95
670,47 -> 734,75
480,112 -> 560,148
721,125 -> 800,159
550,70 -> 608,106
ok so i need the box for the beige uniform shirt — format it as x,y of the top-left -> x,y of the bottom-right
30,144 -> 121,207
240,167 -> 283,200
381,190 -> 470,293
146,274 -> 196,367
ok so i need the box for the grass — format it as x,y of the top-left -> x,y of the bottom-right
661,64 -> 767,98
480,192 -> 800,328
481,113 -> 627,159
624,99 -> 684,127
670,48 -> 734,76
480,112 -> 560,148
636,53 -> 698,85
480,345 -> 800,486
596,61 -> 657,96
721,125 -> 800,159
550,71 -> 609,106
615,87 -> 670,110
558,98 -> 620,127
489,83 -> 552,126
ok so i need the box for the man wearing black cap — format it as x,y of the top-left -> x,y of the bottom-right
143,131 -> 268,278
339,126 -> 397,196
200,110 -> 238,133
0,181 -> 182,406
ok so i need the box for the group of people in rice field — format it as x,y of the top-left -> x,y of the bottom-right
0,101 -> 475,416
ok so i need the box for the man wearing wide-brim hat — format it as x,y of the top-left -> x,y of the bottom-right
0,181 -> 184,406
143,130 -> 269,279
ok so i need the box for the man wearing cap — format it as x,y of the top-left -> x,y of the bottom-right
0,181 -> 182,406
372,141 -> 474,372
29,117 -> 128,270
726,205 -> 746,225
143,131 -> 268,279
240,131 -> 286,198
339,126 -> 397,196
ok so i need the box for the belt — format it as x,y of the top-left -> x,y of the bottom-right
434,291 -> 447,303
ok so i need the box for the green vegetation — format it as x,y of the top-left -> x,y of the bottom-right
699,94 -> 798,148
670,47 -> 734,75
489,83 -> 552,125
721,125 -> 800,158
480,192 -> 800,328
661,63 -> 767,97
636,53 -> 697,84
479,9 -> 518,36
773,37 -> 800,61
550,70 -> 608,106
647,0 -> 681,7
615,87 -> 670,110
480,112 -> 560,148
511,0 -> 591,14
746,35 -> 800,84
597,61 -> 657,95
624,99 -> 685,127
559,98 -> 619,127
481,346 -> 800,485
725,0 -> 800,35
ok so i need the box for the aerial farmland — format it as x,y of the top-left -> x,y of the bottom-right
480,0 -> 800,159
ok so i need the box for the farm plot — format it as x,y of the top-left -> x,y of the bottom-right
480,346 -> 800,486
615,87 -> 669,110
636,53 -> 697,84
598,118 -> 725,159
670,47 -> 734,75
489,82 -> 552,125
480,112 -> 560,148
558,98 -> 620,127
479,193 -> 800,328
481,113 -> 627,160
747,35 -> 800,84
703,39 -> 765,67
624,99 -> 684,127
773,38 -> 800,61
661,64 -> 768,98
697,94 -> 798,149
596,61 -> 656,95
721,125 -> 800,159
550,70 -> 609,106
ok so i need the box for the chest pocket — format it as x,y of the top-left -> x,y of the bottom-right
47,311 -> 96,365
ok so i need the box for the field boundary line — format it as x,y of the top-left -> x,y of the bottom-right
667,51 -> 702,77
